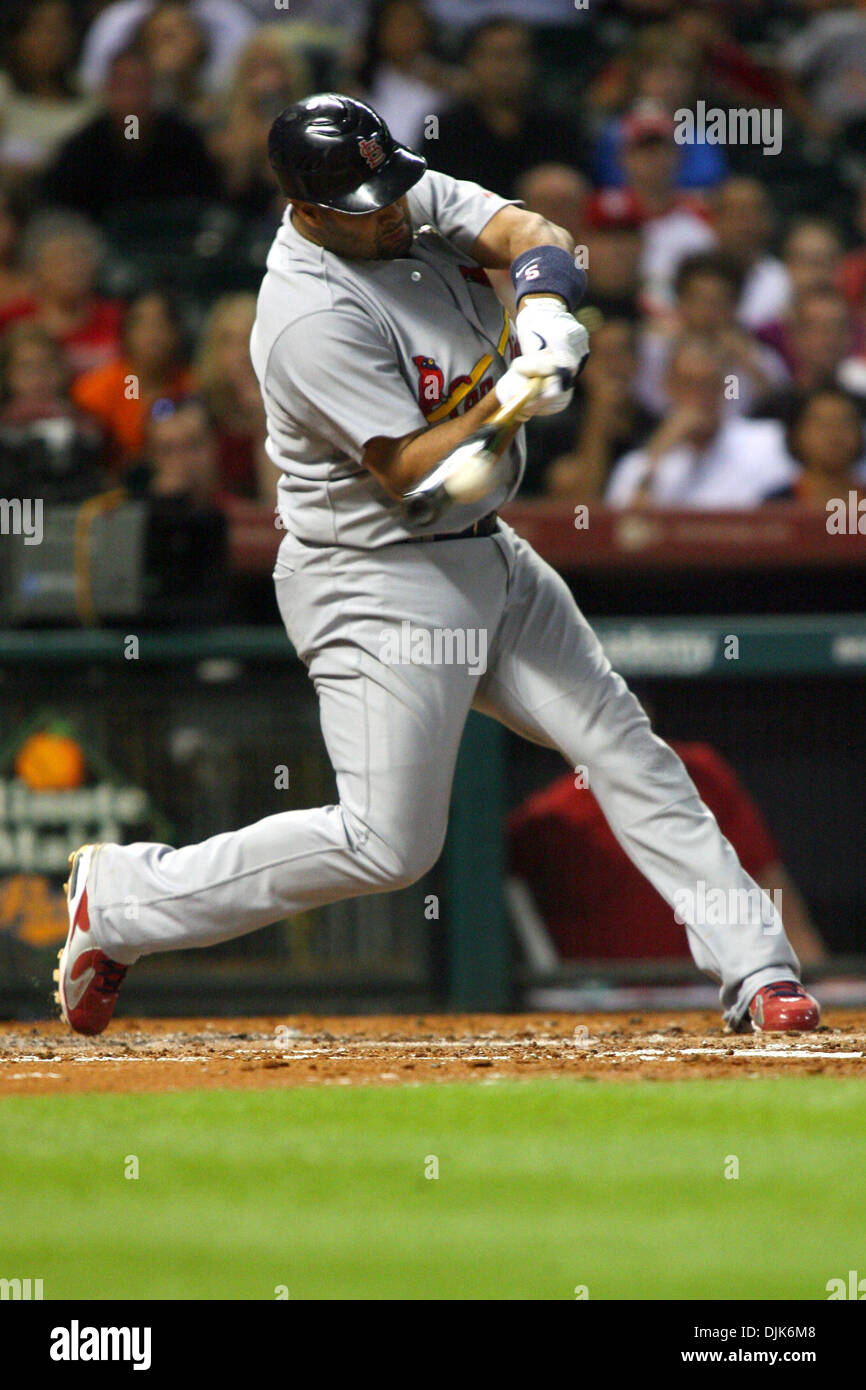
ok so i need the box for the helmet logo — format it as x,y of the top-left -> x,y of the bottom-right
358,135 -> 385,170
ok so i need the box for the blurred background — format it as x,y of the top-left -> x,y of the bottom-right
0,0 -> 864,1019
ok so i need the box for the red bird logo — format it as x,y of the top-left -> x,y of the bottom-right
412,355 -> 445,414
358,136 -> 385,170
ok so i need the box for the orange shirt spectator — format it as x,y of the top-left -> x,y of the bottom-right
70,287 -> 191,462
71,355 -> 192,459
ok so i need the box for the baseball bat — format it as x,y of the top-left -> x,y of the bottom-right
403,376 -> 546,527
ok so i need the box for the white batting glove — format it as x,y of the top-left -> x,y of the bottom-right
516,297 -> 590,376
495,348 -> 575,418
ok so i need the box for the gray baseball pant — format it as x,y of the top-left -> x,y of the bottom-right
87,521 -> 799,1026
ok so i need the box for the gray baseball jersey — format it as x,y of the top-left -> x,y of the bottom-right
250,169 -> 523,547
80,165 -> 804,1034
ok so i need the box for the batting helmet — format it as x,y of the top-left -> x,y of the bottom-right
268,93 -> 427,215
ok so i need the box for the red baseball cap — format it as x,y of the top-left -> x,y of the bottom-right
586,188 -> 644,232
621,101 -> 675,147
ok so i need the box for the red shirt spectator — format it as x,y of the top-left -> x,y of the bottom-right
0,294 -> 122,377
587,104 -> 714,317
0,209 -> 122,376
508,742 -> 779,960
70,287 -> 192,464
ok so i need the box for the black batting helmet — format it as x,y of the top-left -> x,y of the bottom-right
267,93 -> 427,215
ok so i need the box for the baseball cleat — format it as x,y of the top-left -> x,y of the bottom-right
54,844 -> 127,1036
745,980 -> 820,1033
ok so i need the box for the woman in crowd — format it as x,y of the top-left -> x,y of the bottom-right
0,0 -> 94,176
208,27 -> 311,217
70,286 -> 192,465
132,0 -> 213,127
766,387 -> 866,507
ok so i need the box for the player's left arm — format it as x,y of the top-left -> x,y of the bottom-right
470,204 -> 590,373
468,203 -> 574,270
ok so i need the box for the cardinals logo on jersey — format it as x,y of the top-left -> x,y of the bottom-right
412,355 -> 445,414
358,135 -> 385,170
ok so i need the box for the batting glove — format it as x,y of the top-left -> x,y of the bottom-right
516,297 -> 590,376
494,348 -> 576,418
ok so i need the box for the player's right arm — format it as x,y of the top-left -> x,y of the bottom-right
362,389 -> 500,499
267,309 -> 570,505
364,348 -> 576,501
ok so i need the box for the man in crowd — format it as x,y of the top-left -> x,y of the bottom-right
606,335 -> 795,507
432,18 -> 585,196
42,47 -> 221,219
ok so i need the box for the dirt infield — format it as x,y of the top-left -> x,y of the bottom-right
0,1011 -> 864,1094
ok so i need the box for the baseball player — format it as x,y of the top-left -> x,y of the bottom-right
55,95 -> 820,1037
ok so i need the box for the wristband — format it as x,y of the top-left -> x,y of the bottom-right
510,245 -> 587,312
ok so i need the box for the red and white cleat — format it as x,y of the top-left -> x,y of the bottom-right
54,844 -> 126,1036
747,980 -> 820,1033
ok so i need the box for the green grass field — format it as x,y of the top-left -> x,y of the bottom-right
1,1077 -> 863,1300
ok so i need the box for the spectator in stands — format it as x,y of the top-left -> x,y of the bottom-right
783,218 -> 844,302
765,387 -> 866,505
508,744 -> 826,964
0,321 -> 107,500
606,335 -> 796,507
0,0 -> 94,176
779,0 -> 866,145
838,178 -> 866,318
0,211 -> 122,378
241,0 -> 368,27
357,0 -> 458,151
607,0 -> 679,20
591,26 -> 728,192
77,0 -> 255,97
672,5 -> 787,110
584,197 -> 643,321
41,47 -> 221,221
0,181 -> 32,318
431,19 -> 585,196
515,164 -> 588,247
0,319 -> 68,417
70,287 -> 193,464
754,287 -> 866,415
209,28 -> 312,218
636,251 -> 789,418
194,293 -> 270,500
534,318 -> 658,503
709,177 -> 790,331
132,1 -> 213,127
587,101 -> 714,318
427,0 -> 587,24
134,394 -> 223,507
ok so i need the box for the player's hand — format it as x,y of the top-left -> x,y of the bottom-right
495,349 -> 575,418
516,297 -> 590,377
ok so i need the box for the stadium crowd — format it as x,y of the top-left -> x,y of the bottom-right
2,0 -> 866,514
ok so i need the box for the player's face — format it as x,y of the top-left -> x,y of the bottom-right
294,198 -> 414,261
